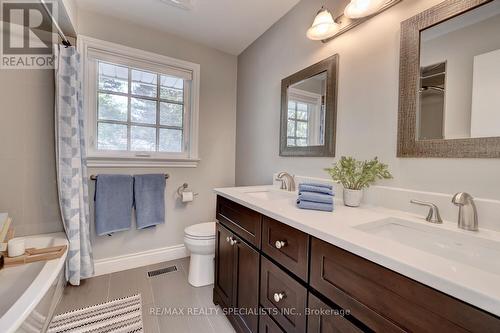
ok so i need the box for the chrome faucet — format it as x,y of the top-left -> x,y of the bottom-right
275,172 -> 296,192
410,200 -> 443,224
452,192 -> 478,231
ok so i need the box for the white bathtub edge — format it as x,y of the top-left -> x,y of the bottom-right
0,232 -> 68,333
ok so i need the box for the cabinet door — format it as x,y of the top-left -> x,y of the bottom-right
308,293 -> 363,333
232,235 -> 260,333
310,237 -> 500,332
259,312 -> 284,333
217,195 -> 262,247
261,216 -> 309,281
214,222 -> 234,308
260,257 -> 307,333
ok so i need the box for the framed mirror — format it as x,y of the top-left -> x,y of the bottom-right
280,55 -> 338,157
398,0 -> 500,158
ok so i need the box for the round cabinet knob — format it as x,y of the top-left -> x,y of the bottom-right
230,238 -> 239,246
275,240 -> 287,249
273,292 -> 286,303
226,236 -> 231,243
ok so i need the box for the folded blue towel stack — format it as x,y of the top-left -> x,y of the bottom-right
296,183 -> 334,212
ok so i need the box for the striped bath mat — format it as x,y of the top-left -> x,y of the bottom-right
48,294 -> 143,333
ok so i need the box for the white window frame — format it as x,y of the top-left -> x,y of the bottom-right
288,88 -> 323,146
78,35 -> 200,168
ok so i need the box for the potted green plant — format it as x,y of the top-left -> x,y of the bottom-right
325,156 -> 392,207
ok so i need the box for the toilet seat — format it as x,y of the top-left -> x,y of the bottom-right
184,234 -> 214,240
184,222 -> 215,240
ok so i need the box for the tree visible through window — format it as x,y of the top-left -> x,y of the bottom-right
97,61 -> 185,153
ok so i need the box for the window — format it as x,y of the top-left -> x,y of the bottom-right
287,89 -> 324,147
79,36 -> 200,167
287,100 -> 310,147
97,62 -> 185,153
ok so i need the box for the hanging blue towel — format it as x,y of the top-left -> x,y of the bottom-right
296,199 -> 334,212
298,183 -> 334,196
95,175 -> 134,236
134,174 -> 165,229
298,192 -> 333,204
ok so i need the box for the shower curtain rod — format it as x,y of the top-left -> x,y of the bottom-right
39,0 -> 72,47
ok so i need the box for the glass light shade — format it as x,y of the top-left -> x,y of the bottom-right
344,0 -> 386,19
306,9 -> 340,40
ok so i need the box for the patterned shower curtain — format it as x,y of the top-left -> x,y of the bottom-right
55,45 -> 94,285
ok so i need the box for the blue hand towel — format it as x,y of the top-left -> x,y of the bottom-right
300,182 -> 332,189
298,183 -> 334,196
298,192 -> 333,204
95,175 -> 134,236
296,199 -> 334,212
134,174 -> 165,229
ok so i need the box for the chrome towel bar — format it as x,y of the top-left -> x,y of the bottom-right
89,174 -> 169,181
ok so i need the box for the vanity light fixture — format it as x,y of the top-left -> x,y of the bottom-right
344,0 -> 387,19
306,7 -> 340,41
307,1 -> 401,42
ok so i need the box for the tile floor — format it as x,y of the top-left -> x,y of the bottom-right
54,257 -> 235,333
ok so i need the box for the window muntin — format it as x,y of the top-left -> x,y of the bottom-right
287,100 -> 310,147
96,61 -> 185,153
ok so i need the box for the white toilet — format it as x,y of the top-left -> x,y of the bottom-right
183,222 -> 216,287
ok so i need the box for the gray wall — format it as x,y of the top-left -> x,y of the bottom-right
77,9 -> 237,260
236,0 -> 500,201
0,68 -> 63,236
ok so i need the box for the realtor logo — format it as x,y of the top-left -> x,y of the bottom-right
1,0 -> 57,69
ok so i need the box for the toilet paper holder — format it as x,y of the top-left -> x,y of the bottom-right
176,183 -> 199,199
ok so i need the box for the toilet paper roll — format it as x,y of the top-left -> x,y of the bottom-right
182,191 -> 194,203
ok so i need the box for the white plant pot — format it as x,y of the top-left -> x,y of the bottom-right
343,189 -> 363,207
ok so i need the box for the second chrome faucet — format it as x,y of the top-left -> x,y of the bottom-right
410,200 -> 443,224
411,192 -> 479,231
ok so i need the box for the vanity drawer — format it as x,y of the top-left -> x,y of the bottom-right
260,257 -> 307,333
307,293 -> 363,333
216,196 -> 262,247
310,237 -> 500,333
261,216 -> 309,281
259,312 -> 284,333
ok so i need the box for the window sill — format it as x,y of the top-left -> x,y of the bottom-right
86,156 -> 200,168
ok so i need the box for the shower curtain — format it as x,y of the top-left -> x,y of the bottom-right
55,45 -> 94,285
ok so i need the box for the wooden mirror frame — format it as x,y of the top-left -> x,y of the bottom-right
280,54 -> 338,157
397,0 -> 500,158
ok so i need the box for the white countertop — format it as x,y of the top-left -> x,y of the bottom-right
214,185 -> 500,316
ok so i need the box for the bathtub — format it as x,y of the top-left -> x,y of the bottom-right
0,233 -> 68,333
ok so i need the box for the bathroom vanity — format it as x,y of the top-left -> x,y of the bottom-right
213,187 -> 500,333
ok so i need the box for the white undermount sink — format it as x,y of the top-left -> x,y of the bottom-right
243,189 -> 293,201
355,218 -> 500,275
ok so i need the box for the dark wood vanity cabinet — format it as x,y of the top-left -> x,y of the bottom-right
307,293 -> 363,333
214,195 -> 500,333
214,222 -> 259,333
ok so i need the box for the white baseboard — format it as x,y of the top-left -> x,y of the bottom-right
93,244 -> 188,276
